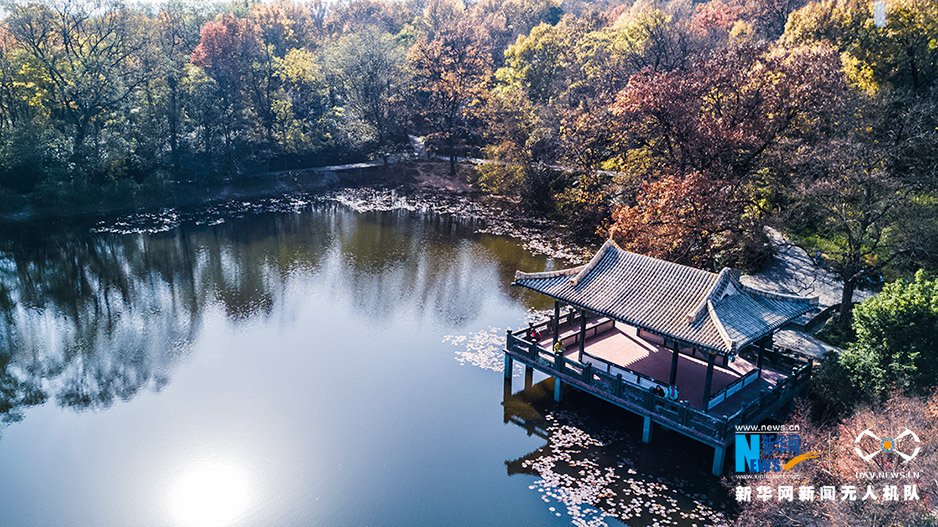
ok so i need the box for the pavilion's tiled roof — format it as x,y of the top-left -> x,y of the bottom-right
513,240 -> 818,355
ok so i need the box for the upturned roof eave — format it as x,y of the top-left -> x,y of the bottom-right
512,279 -> 733,355
515,276 -> 816,355
728,300 -> 819,351
512,241 -> 820,355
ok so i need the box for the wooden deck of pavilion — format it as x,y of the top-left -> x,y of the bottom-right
542,323 -> 787,415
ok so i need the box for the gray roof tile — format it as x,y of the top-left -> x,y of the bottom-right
513,240 -> 818,354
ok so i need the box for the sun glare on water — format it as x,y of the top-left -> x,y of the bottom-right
169,461 -> 253,527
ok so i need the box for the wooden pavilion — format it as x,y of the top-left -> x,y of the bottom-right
503,240 -> 817,475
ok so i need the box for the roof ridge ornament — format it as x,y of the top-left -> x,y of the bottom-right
569,239 -> 617,286
686,268 -> 737,323
707,299 -> 738,353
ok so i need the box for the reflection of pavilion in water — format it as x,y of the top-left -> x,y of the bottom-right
502,371 -> 551,440
501,378 -> 731,526
505,241 -> 817,475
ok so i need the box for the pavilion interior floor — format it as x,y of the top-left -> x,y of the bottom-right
539,323 -> 786,416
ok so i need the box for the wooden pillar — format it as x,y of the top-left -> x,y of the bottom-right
553,334 -> 564,404
524,366 -> 533,389
757,334 -> 771,377
578,309 -> 587,360
504,353 -> 513,380
552,300 -> 560,346
669,341 -> 680,385
712,444 -> 726,476
722,354 -> 729,368
702,352 -> 716,408
642,415 -> 653,444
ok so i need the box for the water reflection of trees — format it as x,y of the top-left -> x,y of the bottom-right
0,204 -> 552,431
0,234 -> 199,418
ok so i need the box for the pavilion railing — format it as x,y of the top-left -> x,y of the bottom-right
519,309 -> 608,344
723,358 -> 812,429
706,368 -> 760,411
507,326 -> 813,445
581,349 -> 665,391
507,330 -> 726,442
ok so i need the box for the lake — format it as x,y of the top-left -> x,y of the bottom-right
0,196 -> 731,526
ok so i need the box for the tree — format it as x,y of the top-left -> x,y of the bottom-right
191,14 -> 259,110
418,0 -> 466,42
607,42 -> 845,268
143,4 -> 205,179
839,270 -> 938,396
610,7 -> 694,74
409,22 -> 492,176
247,2 -> 318,146
475,83 -> 544,199
323,0 -> 414,36
612,42 -> 844,183
741,0 -> 808,40
784,0 -> 938,95
605,170 -> 758,269
788,93 -> 938,331
274,48 -> 336,158
191,14 -> 261,167
496,21 -> 575,105
323,28 -> 407,157
0,27 -> 60,192
249,1 -> 314,57
470,0 -> 563,65
556,170 -> 618,239
5,0 -> 146,166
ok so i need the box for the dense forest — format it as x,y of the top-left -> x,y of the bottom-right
0,0 -> 936,327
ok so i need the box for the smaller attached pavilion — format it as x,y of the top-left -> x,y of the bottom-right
504,241 -> 818,474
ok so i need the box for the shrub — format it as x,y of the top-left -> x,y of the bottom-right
840,270 -> 938,397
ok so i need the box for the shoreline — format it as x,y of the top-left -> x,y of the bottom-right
1,160 -> 596,265
90,184 -> 594,265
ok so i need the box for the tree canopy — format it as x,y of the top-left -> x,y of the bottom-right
0,0 -> 935,298
840,270 -> 938,396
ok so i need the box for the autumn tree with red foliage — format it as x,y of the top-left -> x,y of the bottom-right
613,42 -> 843,182
191,15 -> 260,91
190,15 -> 262,163
606,171 -> 754,269
605,42 -> 845,269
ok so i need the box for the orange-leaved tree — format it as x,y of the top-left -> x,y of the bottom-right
409,21 -> 492,176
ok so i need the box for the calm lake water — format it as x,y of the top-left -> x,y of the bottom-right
0,198 -> 732,526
